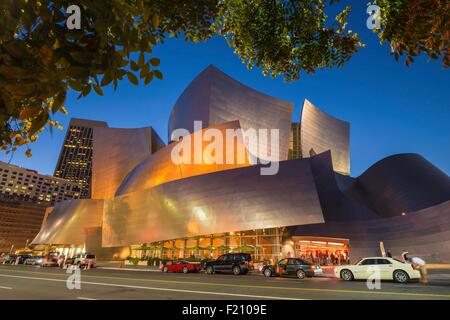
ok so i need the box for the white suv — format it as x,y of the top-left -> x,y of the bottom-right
74,253 -> 96,268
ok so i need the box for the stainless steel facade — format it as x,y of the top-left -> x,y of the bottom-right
32,199 -> 104,245
92,126 -> 164,199
103,158 -> 324,247
31,65 -> 450,262
356,153 -> 450,217
300,99 -> 350,175
168,65 -> 293,161
115,121 -> 250,196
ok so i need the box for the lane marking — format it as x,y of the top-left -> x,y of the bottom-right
77,297 -> 96,300
97,267 -> 159,272
0,286 -> 12,290
1,268 -> 450,298
0,274 -> 304,300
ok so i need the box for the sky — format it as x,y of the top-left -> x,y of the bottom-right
1,1 -> 449,177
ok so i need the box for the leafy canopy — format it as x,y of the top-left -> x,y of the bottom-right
373,0 -> 449,67
0,0 -> 448,156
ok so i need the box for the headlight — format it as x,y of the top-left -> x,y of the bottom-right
36,259 -> 43,263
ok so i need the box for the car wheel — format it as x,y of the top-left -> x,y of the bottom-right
206,266 -> 214,274
264,268 -> 272,277
163,266 -> 169,273
232,266 -> 241,275
393,270 -> 409,284
340,269 -> 354,281
297,269 -> 306,279
182,266 -> 189,274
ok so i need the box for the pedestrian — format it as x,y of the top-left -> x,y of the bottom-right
411,256 -> 428,284
386,250 -> 392,258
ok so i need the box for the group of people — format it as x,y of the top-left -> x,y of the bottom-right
299,250 -> 350,266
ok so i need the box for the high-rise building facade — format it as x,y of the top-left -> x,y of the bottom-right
54,118 -> 107,198
289,122 -> 302,160
0,161 -> 80,205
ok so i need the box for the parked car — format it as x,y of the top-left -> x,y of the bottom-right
74,253 -> 96,268
335,257 -> 421,284
41,255 -> 59,267
262,258 -> 315,279
1,254 -> 17,264
204,253 -> 253,275
24,256 -> 45,266
160,260 -> 202,273
63,256 -> 76,266
16,254 -> 33,264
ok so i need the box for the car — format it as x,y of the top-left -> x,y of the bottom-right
74,253 -> 96,268
16,254 -> 33,264
24,256 -> 45,266
63,256 -> 76,266
204,253 -> 253,275
335,257 -> 421,284
160,260 -> 202,273
262,258 -> 315,279
41,255 -> 59,267
1,254 -> 17,264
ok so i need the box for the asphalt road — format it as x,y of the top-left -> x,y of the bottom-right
0,264 -> 450,300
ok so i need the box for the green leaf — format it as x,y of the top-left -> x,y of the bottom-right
150,57 -> 160,66
52,90 -> 66,114
0,66 -> 33,79
68,80 -> 84,92
67,66 -> 90,79
93,85 -> 104,96
29,112 -> 49,136
144,71 -> 154,84
101,73 -> 113,86
138,53 -> 145,67
127,72 -> 139,85
154,69 -> 163,80
1,92 -> 15,112
130,61 -> 140,71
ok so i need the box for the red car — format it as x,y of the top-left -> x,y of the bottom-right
160,260 -> 201,273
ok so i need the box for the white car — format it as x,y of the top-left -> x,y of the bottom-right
335,257 -> 420,283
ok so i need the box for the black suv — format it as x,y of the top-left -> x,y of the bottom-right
204,253 -> 252,275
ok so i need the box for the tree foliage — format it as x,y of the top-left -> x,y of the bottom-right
374,0 -> 449,67
1,0 -> 447,156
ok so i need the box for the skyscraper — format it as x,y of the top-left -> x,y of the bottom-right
54,118 -> 107,198
289,122 -> 302,160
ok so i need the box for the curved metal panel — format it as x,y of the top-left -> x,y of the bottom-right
116,121 -> 251,196
357,153 -> 450,217
286,200 -> 450,263
103,158 -> 324,247
92,126 -> 164,199
168,65 -> 293,161
31,199 -> 104,245
309,151 -> 379,221
300,99 -> 350,175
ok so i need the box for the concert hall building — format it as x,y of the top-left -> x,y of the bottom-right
31,65 -> 450,263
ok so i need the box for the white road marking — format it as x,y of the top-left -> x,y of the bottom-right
0,286 -> 12,290
77,297 -> 96,300
0,273 -> 306,300
97,267 -> 159,272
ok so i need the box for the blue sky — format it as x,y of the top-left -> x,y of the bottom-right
1,1 -> 449,177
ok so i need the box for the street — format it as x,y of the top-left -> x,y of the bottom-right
1,265 -> 450,300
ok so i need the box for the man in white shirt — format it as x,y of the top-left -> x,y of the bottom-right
403,252 -> 428,284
